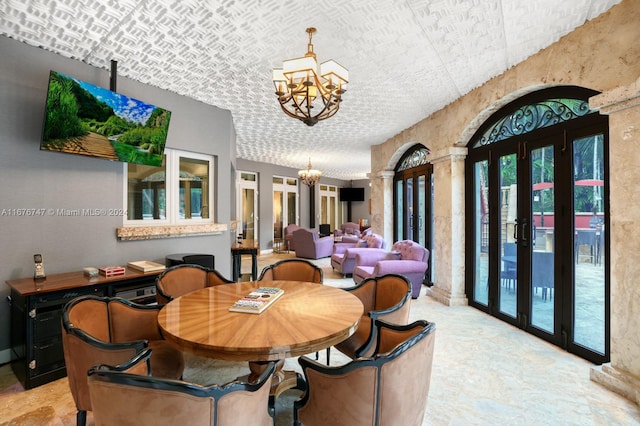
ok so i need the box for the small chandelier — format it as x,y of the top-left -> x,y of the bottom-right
298,158 -> 322,186
272,27 -> 348,126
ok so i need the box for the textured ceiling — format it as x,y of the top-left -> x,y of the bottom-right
0,0 -> 621,179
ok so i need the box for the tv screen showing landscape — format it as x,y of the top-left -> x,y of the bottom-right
40,70 -> 171,166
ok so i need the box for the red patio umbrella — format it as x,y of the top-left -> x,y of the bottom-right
532,181 -> 554,190
575,179 -> 604,186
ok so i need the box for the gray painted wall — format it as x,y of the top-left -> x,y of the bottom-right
0,36 -> 236,361
347,179 -> 372,226
236,159 -> 365,251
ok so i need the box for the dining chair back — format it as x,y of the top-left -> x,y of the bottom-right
332,274 -> 411,362
61,295 -> 184,426
294,319 -> 436,426
258,258 -> 323,283
258,258 -> 324,359
156,264 -> 233,304
88,349 -> 275,426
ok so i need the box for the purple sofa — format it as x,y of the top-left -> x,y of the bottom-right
352,240 -> 429,299
292,228 -> 334,259
331,233 -> 387,277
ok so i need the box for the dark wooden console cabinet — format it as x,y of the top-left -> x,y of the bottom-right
6,268 -> 163,389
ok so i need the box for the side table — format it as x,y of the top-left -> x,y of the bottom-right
273,238 -> 287,253
231,239 -> 259,281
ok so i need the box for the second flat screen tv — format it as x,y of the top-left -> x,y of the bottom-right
40,70 -> 171,166
339,187 -> 365,202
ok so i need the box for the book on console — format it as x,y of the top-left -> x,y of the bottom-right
229,287 -> 285,314
99,266 -> 126,277
127,260 -> 167,273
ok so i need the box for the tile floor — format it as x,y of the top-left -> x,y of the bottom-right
1,252 -> 639,425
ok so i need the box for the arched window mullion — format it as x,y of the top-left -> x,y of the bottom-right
473,98 -> 595,148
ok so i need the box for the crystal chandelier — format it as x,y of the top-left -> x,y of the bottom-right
298,158 -> 322,186
272,27 -> 348,126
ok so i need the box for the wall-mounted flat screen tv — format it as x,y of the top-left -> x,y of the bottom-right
40,70 -> 171,166
339,187 -> 365,202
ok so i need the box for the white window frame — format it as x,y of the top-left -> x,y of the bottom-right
123,148 -> 215,226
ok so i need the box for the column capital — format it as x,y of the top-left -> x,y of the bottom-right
590,76 -> 640,115
429,147 -> 468,165
374,170 -> 395,180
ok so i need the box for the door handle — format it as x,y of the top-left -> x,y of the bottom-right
521,218 -> 528,247
514,217 -> 529,247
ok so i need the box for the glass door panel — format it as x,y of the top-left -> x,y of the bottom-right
417,175 -> 426,246
499,153 -> 517,318
241,187 -> 256,240
572,134 -> 606,354
321,195 -> 328,224
472,160 -> 489,306
396,180 -> 404,239
287,192 -> 297,225
329,196 -> 336,230
406,177 -> 414,238
237,172 -> 258,242
530,145 -> 555,333
273,191 -> 284,241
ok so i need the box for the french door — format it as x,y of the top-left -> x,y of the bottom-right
466,88 -> 609,364
319,184 -> 340,231
272,176 -> 298,245
394,146 -> 434,285
236,171 -> 258,241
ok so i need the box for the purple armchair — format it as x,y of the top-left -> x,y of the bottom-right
353,240 -> 429,299
292,228 -> 334,259
334,222 -> 361,238
285,224 -> 302,251
331,233 -> 387,277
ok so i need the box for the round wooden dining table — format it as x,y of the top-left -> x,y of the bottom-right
158,280 -> 363,396
157,280 -> 363,361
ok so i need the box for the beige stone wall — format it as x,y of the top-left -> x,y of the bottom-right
589,76 -> 640,401
370,0 -> 640,304
372,0 -> 640,170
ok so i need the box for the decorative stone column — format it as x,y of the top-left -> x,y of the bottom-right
371,170 -> 395,247
589,76 -> 640,404
425,147 -> 468,306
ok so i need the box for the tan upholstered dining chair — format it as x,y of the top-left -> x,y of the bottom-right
88,349 -> 276,426
329,273 -> 411,364
155,264 -> 234,304
258,258 -> 324,359
294,319 -> 436,426
258,258 -> 323,283
61,295 -> 185,426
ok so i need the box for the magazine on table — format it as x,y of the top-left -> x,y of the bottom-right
229,287 -> 284,314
